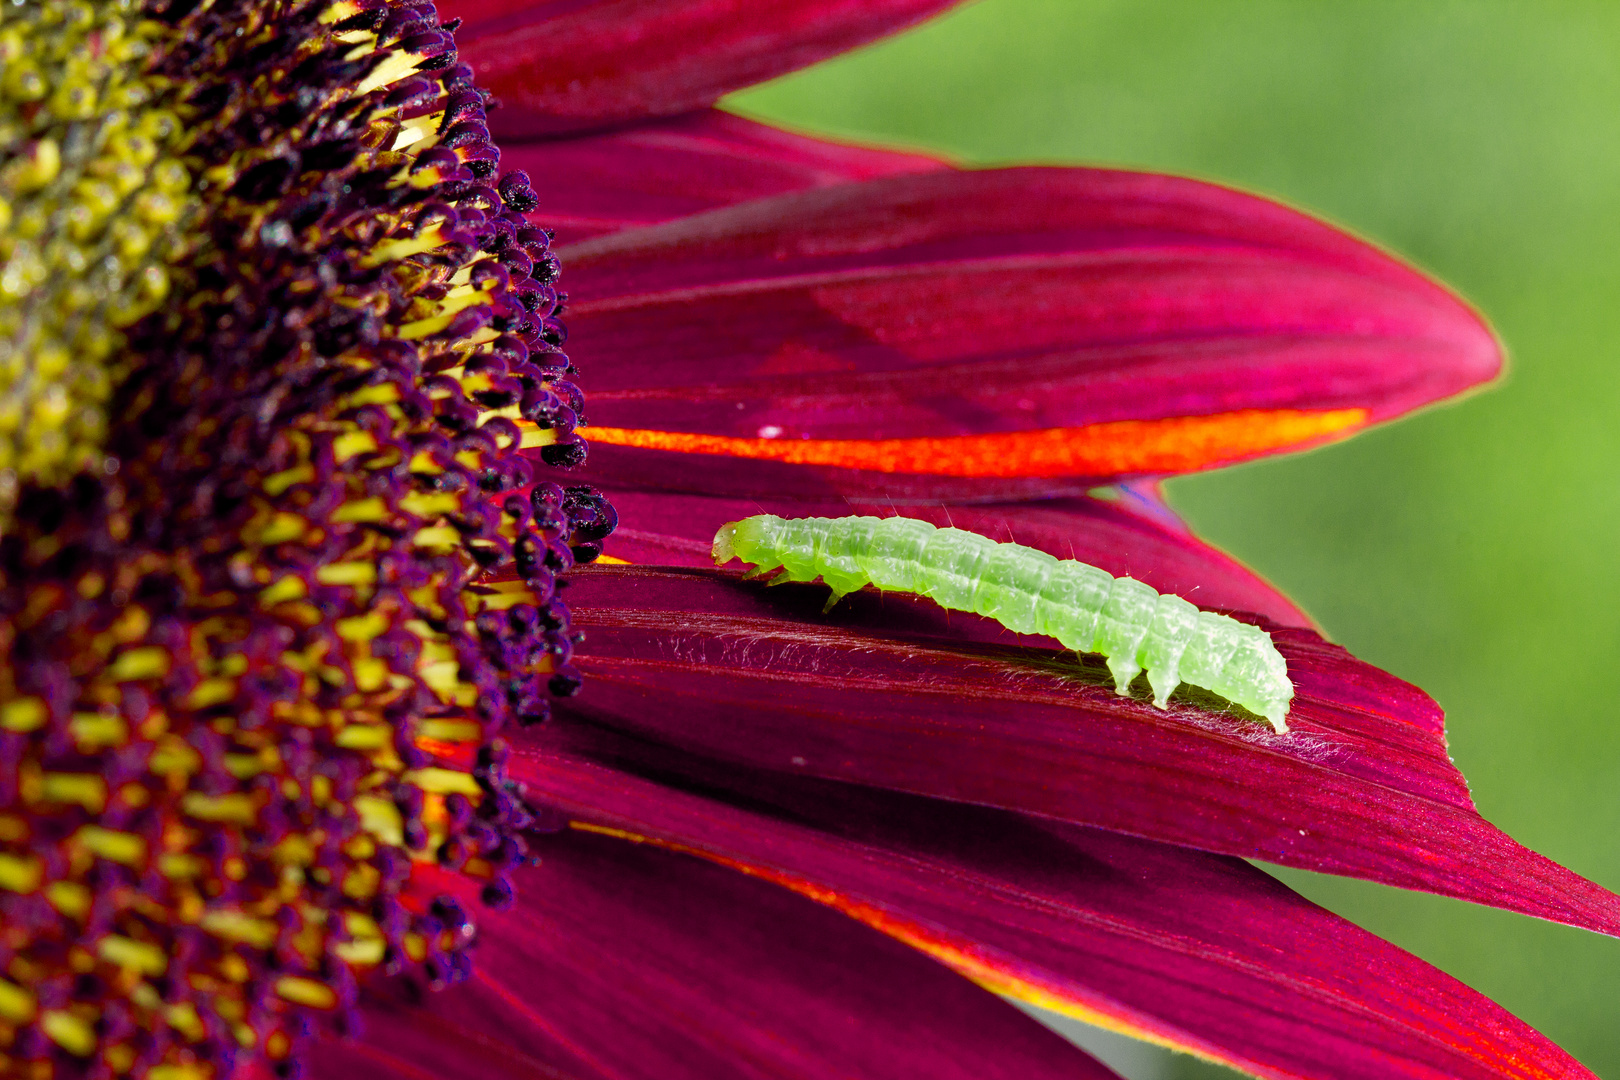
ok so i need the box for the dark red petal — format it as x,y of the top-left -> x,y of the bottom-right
503,738 -> 1594,1080
504,109 -> 947,245
441,0 -> 967,137
553,565 -> 1620,938
308,829 -> 1121,1080
556,168 -> 1501,500
602,483 -> 1312,627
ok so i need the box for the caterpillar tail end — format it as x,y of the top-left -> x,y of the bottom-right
1262,706 -> 1290,735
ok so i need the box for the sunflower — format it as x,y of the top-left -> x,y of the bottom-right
0,1 -> 1610,1079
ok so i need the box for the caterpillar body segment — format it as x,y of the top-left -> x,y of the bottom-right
712,515 -> 1294,732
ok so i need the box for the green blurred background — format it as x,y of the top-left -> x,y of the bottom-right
727,1 -> 1620,1076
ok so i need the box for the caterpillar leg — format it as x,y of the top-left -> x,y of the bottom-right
1105,652 -> 1143,696
1146,665 -> 1180,710
1096,577 -> 1158,696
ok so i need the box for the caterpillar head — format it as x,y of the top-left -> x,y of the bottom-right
713,521 -> 742,564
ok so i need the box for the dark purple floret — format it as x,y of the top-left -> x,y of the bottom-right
0,1 -> 615,1077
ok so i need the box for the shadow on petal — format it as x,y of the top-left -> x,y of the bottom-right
504,734 -> 1596,1080
311,828 -> 1121,1080
549,564 -> 1620,938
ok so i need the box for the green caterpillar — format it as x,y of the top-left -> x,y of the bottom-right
712,515 -> 1294,732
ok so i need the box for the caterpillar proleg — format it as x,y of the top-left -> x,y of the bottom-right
713,515 -> 1294,732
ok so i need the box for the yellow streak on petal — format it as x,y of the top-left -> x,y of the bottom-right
581,408 -> 1369,479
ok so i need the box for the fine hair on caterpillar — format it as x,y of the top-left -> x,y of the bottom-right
713,514 -> 1294,732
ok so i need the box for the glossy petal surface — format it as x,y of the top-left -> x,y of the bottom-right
306,828 -> 1119,1080
444,0 -> 966,136
504,735 -> 1594,1080
558,168 -> 1501,499
504,109 -> 946,244
602,485 -> 1313,626
552,565 -> 1620,937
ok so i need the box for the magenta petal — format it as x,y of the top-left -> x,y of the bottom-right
559,168 -> 1501,499
442,0 -> 967,137
503,741 -> 1595,1080
504,109 -> 947,245
553,565 -> 1620,937
603,485 -> 1313,627
310,829 -> 1121,1080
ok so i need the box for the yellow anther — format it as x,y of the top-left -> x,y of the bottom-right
334,723 -> 392,750
255,511 -> 309,544
274,976 -> 338,1010
418,719 -> 482,742
263,462 -> 315,496
418,659 -> 464,695
148,1065 -> 211,1080
3,63 -> 48,102
180,792 -> 258,824
407,449 -> 443,474
519,423 -> 560,449
336,609 -> 389,642
413,524 -> 461,548
199,910 -> 278,949
40,1010 -> 97,1056
107,645 -> 171,681
150,739 -> 202,777
399,490 -> 462,518
9,138 -> 60,190
361,223 -> 448,267
40,772 -> 108,812
391,113 -> 440,152
0,853 -> 42,893
97,935 -> 168,976
343,382 -> 402,407
402,767 -> 482,797
396,310 -> 460,340
259,575 -> 308,606
332,937 -> 386,965
0,697 -> 47,732
69,711 -> 128,749
45,881 -> 90,918
74,825 -> 146,865
354,795 -> 404,846
184,678 -> 237,709
164,1002 -> 205,1041
158,853 -> 203,879
332,429 -> 379,462
134,190 -> 181,225
0,980 -> 37,1024
331,496 -> 389,523
316,561 -> 378,586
